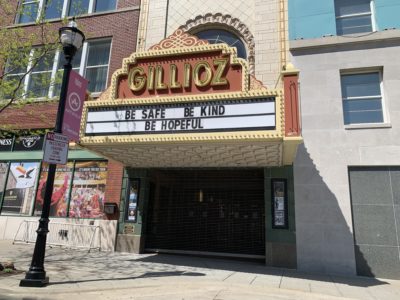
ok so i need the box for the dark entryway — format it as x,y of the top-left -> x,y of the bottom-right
145,169 -> 265,257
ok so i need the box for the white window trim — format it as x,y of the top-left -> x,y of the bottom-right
83,38 -> 113,96
340,69 -> 388,127
370,0 -> 378,31
7,39 -> 112,100
16,0 -> 117,23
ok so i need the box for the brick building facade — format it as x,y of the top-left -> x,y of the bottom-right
0,0 -> 141,249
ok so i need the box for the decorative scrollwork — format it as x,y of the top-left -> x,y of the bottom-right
149,29 -> 209,50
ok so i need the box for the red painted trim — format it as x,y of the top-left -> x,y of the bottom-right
283,74 -> 301,137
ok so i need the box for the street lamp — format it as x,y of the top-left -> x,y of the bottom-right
20,20 -> 85,288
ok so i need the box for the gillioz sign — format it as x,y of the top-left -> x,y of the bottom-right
80,29 -> 302,167
113,30 -> 247,99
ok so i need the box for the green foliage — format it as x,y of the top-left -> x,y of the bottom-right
0,2 -> 63,112
0,1 -> 88,138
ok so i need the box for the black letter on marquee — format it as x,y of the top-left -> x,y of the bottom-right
184,107 -> 194,117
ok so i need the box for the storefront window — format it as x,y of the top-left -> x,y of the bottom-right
0,163 -> 9,205
68,161 -> 107,218
34,163 -> 73,217
0,160 -> 108,218
1,162 -> 40,215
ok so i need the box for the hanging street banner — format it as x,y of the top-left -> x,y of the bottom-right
85,98 -> 275,136
43,132 -> 69,165
62,70 -> 88,142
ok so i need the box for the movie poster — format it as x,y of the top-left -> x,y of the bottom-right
1,162 -> 39,215
68,161 -> 107,219
125,180 -> 139,222
34,163 -> 73,217
0,163 -> 9,203
272,179 -> 287,228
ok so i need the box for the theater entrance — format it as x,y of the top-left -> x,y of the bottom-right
145,169 -> 265,258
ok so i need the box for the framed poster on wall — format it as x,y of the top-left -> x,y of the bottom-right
271,179 -> 288,229
125,179 -> 140,223
1,162 -> 40,215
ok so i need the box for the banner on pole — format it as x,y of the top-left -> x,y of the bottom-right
62,70 -> 88,141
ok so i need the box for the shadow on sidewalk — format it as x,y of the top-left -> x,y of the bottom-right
47,270 -> 204,286
133,253 -> 390,288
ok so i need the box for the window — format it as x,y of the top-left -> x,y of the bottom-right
3,49 -> 31,99
4,39 -> 111,99
335,0 -> 374,35
44,0 -> 64,19
95,0 -> 117,13
1,162 -> 40,216
18,0 -> 39,24
195,29 -> 247,59
341,72 -> 384,125
68,0 -> 90,16
85,40 -> 111,92
27,49 -> 57,98
0,160 -> 107,218
17,0 -> 117,23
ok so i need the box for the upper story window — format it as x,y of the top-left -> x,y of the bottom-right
335,0 -> 375,35
17,0 -> 117,23
68,0 -> 90,16
195,29 -> 247,59
4,39 -> 112,100
18,0 -> 39,24
340,71 -> 384,125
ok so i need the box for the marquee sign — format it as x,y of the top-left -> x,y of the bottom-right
85,98 -> 275,136
112,30 -> 247,100
77,30 -> 304,168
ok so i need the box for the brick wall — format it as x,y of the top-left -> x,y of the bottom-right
0,3 -> 138,220
0,102 -> 58,129
104,159 -> 125,220
1,5 -> 140,129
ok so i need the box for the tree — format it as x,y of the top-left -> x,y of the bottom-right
0,1 -> 72,138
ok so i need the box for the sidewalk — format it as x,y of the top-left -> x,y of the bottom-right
0,240 -> 399,300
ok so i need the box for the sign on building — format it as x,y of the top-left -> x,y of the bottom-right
85,98 -> 276,136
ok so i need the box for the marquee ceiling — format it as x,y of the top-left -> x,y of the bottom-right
87,141 -> 283,168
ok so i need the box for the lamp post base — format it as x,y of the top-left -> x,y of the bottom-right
20,277 -> 49,287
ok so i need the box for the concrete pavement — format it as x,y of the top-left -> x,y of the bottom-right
0,240 -> 399,300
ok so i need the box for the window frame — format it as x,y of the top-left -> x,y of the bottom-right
340,69 -> 389,128
0,159 -> 108,219
0,160 -> 41,216
193,28 -> 248,59
82,38 -> 113,94
17,0 -> 42,24
16,0 -> 117,23
334,0 -> 377,35
4,38 -> 112,100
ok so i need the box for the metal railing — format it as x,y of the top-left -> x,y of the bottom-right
13,220 -> 101,252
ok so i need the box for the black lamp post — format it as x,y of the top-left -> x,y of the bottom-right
20,21 -> 85,288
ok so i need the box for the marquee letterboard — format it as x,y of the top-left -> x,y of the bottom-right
85,97 -> 276,136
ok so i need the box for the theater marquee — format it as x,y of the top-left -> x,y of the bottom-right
86,98 -> 275,135
80,30 -> 302,167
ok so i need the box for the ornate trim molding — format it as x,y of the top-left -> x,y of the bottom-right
179,13 -> 255,74
149,29 -> 209,50
249,75 -> 268,91
109,37 -> 250,101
